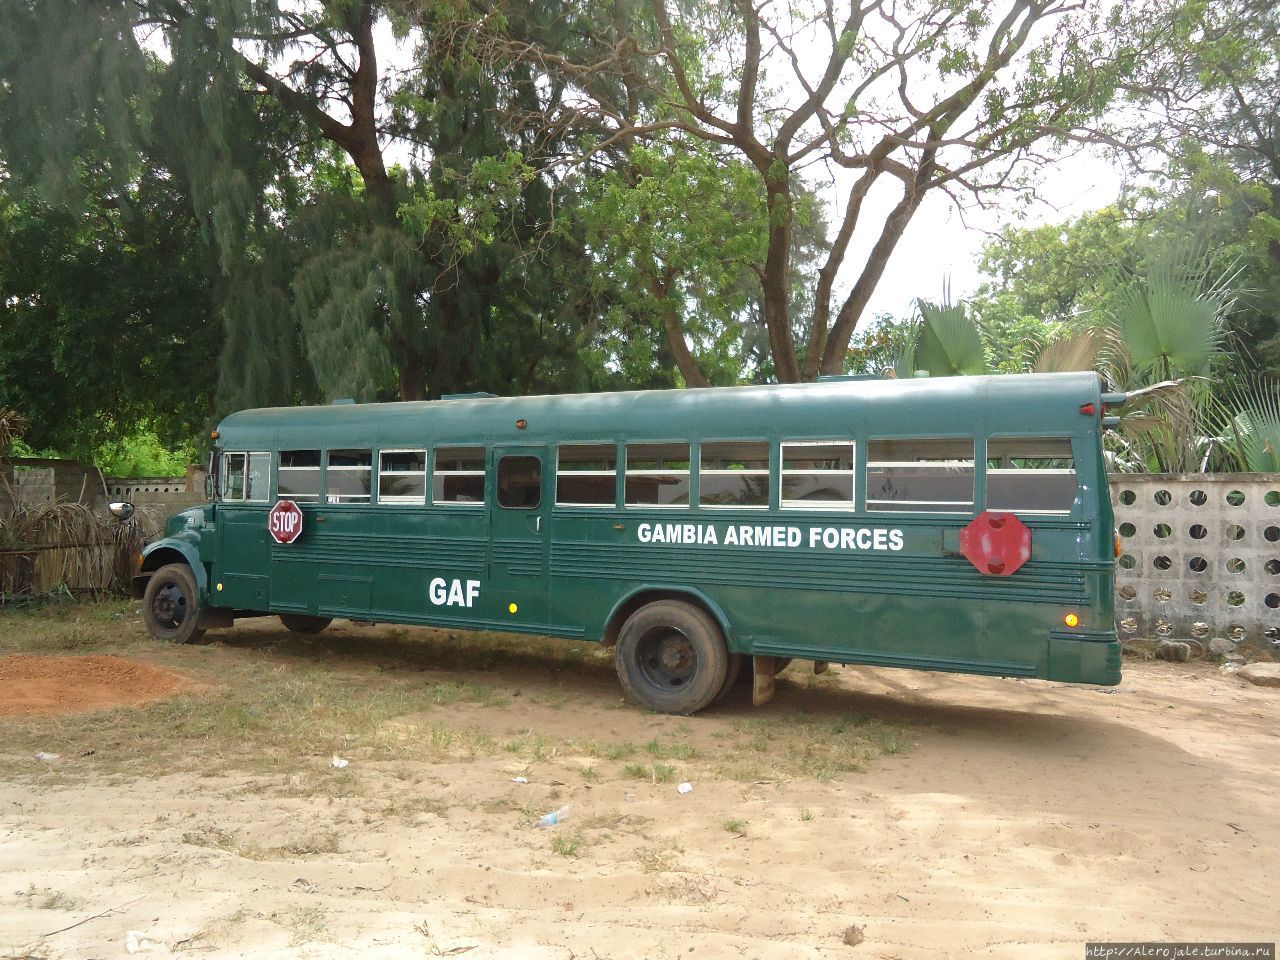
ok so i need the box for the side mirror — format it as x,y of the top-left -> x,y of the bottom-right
205,473 -> 214,499
108,501 -> 135,521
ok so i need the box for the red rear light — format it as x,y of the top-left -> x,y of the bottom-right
1079,403 -> 1096,415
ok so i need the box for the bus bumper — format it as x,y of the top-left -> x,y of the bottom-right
1048,630 -> 1122,685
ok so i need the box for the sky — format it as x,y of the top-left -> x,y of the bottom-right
853,149 -> 1127,325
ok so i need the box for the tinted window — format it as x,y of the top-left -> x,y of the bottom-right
278,449 -> 322,502
987,437 -> 1077,513
379,449 -> 427,503
326,449 -> 372,503
625,442 -> 690,506
498,455 -> 542,509
867,438 -> 974,513
781,441 -> 855,508
700,441 -> 769,507
433,447 -> 485,504
557,443 -> 617,506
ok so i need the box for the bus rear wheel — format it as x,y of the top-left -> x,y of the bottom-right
279,614 -> 333,634
615,601 -> 729,715
142,563 -> 206,645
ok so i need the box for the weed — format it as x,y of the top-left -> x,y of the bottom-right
643,738 -> 698,761
722,818 -> 747,835
550,829 -> 585,858
799,808 -> 815,822
636,842 -> 683,873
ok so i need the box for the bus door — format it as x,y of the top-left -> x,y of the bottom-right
487,446 -> 550,627
214,451 -> 272,609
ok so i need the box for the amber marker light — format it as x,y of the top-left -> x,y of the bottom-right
1063,613 -> 1080,628
1115,532 -> 1123,557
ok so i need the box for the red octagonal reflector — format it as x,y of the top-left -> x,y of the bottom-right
960,511 -> 1031,576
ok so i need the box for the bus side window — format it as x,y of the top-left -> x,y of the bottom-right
379,450 -> 427,504
700,441 -> 769,507
244,452 -> 271,502
279,450 -> 322,502
624,443 -> 690,507
867,438 -> 974,513
557,444 -> 617,507
327,449 -> 372,503
780,441 -> 855,509
434,447 -> 485,504
986,437 -> 1077,513
498,456 -> 542,509
221,453 -> 246,501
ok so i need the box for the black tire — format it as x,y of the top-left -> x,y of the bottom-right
615,600 -> 729,715
713,652 -> 743,704
142,563 -> 206,645
280,614 -> 333,634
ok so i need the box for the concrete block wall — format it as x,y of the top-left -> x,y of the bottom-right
1110,474 -> 1280,647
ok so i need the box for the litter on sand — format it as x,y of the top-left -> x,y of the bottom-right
676,782 -> 693,795
330,756 -> 350,769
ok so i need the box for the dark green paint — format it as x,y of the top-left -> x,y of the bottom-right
144,373 -> 1120,687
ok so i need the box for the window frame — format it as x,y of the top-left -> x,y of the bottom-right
218,450 -> 272,503
324,448 -> 374,504
623,441 -> 692,509
277,449 -> 323,503
698,439 -> 771,509
779,440 -> 856,511
555,442 -> 619,508
865,436 -> 976,515
377,448 -> 428,505
984,435 -> 1079,515
432,445 -> 487,507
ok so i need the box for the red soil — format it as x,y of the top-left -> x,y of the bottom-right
0,654 -> 191,716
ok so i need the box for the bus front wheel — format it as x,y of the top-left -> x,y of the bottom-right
280,614 -> 333,634
142,563 -> 206,645
615,601 -> 729,715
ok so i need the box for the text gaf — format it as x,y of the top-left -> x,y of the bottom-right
636,522 -> 904,552
429,577 -> 481,608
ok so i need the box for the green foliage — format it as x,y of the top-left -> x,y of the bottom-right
571,141 -> 770,386
911,300 -> 988,377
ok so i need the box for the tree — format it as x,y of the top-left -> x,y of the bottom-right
0,0 -> 625,417
518,0 -> 1178,381
0,180 -> 223,456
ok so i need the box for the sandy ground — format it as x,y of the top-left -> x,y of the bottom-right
1,639 -> 1277,959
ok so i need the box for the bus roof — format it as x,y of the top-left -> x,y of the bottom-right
215,371 -> 1105,450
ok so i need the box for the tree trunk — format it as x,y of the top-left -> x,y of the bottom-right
761,171 -> 801,382
648,265 -> 710,388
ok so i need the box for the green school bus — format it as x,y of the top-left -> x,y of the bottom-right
132,372 -> 1123,714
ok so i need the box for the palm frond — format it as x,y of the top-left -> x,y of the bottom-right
914,299 -> 987,376
1032,329 -> 1101,373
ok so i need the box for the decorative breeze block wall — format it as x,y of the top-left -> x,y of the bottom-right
1110,474 -> 1280,646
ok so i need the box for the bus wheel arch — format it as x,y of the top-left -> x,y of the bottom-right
613,598 -> 731,716
131,544 -> 206,599
602,588 -> 734,650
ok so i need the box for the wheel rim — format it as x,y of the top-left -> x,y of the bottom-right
150,580 -> 189,630
635,626 -> 697,691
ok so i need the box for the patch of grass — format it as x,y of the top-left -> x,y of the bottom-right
273,905 -> 330,946
622,761 -> 678,783
550,829 -> 586,858
575,763 -> 600,782
721,818 -> 747,835
799,807 -> 814,822
643,737 -> 698,761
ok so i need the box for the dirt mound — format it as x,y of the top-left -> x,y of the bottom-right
0,654 -> 191,716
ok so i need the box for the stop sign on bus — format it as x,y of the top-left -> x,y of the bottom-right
268,499 -> 304,544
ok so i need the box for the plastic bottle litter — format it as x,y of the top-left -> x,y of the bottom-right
330,756 -> 349,769
676,782 -> 694,795
33,751 -> 62,764
535,805 -> 571,828
511,776 -> 529,784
